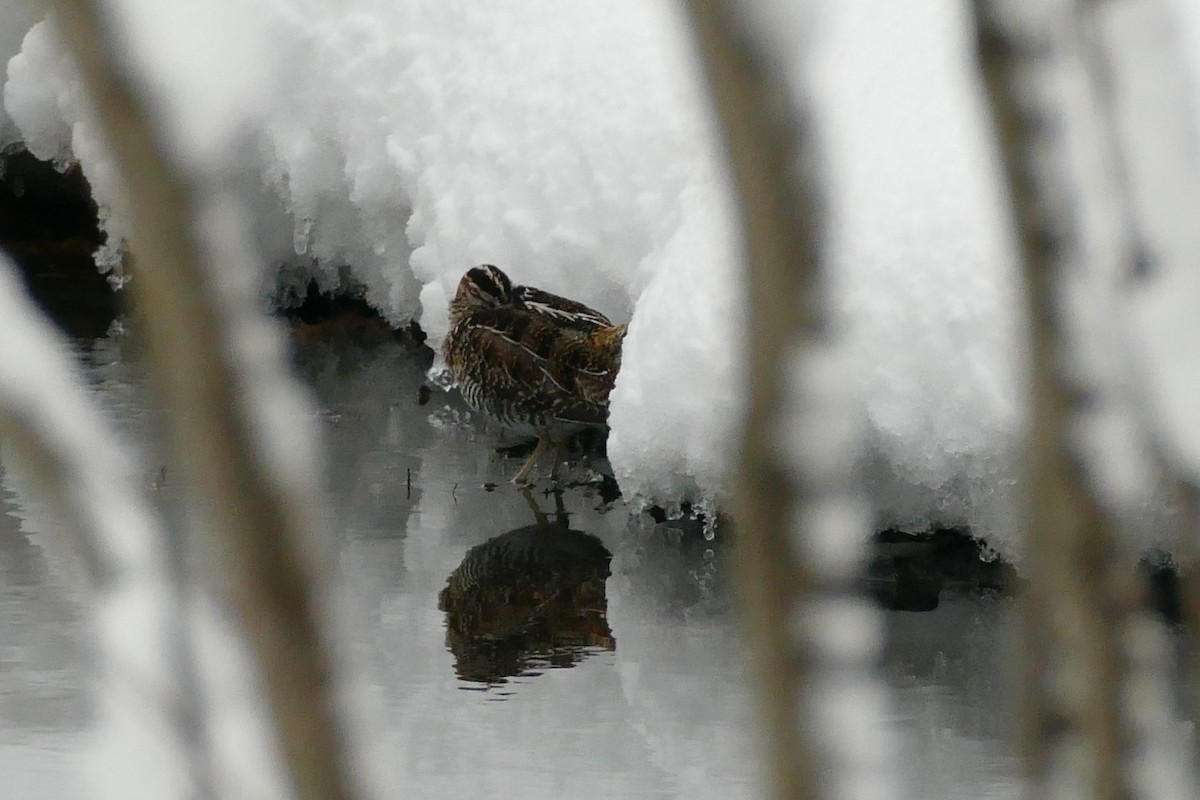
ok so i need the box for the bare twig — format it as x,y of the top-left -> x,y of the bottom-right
679,4 -> 887,800
40,3 -> 363,800
677,3 -> 817,796
1079,2 -> 1200,760
971,2 -> 1137,797
0,252 -> 206,796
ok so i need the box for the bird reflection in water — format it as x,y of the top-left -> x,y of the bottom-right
438,489 -> 615,687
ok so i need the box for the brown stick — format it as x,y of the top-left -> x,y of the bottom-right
970,3 -> 1133,798
41,4 -> 362,800
677,4 -> 829,799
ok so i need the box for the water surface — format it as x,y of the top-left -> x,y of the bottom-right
0,326 -> 1021,799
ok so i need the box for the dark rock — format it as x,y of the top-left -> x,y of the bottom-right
0,150 -> 117,338
280,278 -> 378,325
866,527 -> 1016,611
1141,555 -> 1182,624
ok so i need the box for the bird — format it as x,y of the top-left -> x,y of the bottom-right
443,264 -> 626,485
438,518 -> 615,683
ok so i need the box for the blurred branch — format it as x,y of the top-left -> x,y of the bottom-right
41,2 -> 362,800
1079,1 -> 1200,755
676,2 -> 818,796
971,2 -> 1137,798
0,251 -> 204,795
1180,483 -> 1200,754
680,3 -> 886,800
1076,2 -> 1200,787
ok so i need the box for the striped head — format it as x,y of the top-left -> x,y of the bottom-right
450,264 -> 514,324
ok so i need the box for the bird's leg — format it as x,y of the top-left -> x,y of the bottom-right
519,485 -> 548,525
512,434 -> 550,485
552,488 -> 568,527
548,439 -> 568,482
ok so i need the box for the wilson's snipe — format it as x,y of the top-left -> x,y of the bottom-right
444,264 -> 627,484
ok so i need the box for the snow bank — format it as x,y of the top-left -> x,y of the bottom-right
0,0 -> 39,152
811,1 -> 1026,548
2,0 -> 741,503
4,0 -> 1199,559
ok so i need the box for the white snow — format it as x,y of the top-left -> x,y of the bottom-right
0,0 -> 38,153
810,1 -> 1027,549
3,18 -> 75,163
3,0 -> 1200,560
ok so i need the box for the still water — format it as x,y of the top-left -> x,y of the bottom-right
0,325 -> 1020,799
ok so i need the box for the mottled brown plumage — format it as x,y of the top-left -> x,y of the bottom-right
444,264 -> 626,484
438,521 -> 614,684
